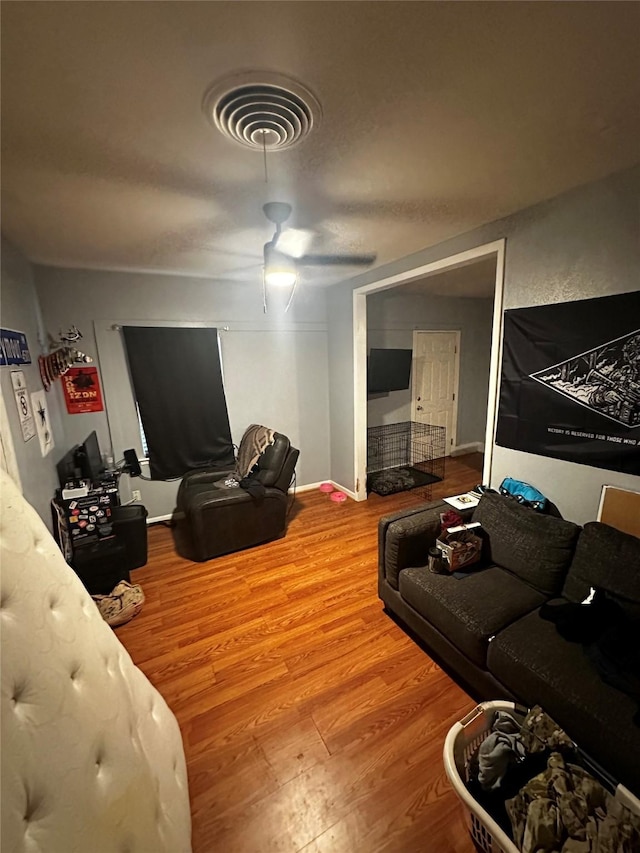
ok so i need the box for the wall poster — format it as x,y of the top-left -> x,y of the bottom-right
10,370 -> 35,442
496,290 -> 640,476
31,390 -> 55,457
62,366 -> 104,414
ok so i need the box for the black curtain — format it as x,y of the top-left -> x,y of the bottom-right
122,326 -> 235,479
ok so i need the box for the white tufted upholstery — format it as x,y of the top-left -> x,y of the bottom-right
0,471 -> 192,853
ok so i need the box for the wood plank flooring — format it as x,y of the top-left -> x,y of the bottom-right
117,455 -> 484,852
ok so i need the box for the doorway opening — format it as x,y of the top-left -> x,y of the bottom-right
353,239 -> 506,501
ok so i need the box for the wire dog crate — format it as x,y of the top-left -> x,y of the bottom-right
367,421 -> 446,498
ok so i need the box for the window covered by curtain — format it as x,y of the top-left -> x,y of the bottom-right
122,326 -> 235,479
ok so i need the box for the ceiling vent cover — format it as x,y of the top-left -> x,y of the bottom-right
203,72 -> 321,151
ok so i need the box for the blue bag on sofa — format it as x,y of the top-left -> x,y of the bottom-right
499,477 -> 548,512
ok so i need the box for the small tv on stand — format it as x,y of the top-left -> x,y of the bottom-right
76,431 -> 106,485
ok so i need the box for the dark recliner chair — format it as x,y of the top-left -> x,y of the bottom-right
173,431 -> 299,561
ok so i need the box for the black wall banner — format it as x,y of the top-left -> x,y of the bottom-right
496,291 -> 640,476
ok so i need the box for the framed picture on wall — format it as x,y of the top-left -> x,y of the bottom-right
62,367 -> 105,414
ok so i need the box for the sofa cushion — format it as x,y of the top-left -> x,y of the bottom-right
562,522 -> 640,619
399,565 -> 546,668
487,608 -> 640,795
472,492 -> 580,596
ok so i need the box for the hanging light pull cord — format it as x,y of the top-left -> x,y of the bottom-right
262,130 -> 268,183
262,268 -> 268,314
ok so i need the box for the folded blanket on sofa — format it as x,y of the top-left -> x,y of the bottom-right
236,424 -> 275,479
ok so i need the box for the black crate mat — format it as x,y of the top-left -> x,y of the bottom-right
367,465 -> 442,496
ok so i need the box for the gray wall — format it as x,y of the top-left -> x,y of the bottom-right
7,166 -> 639,525
0,238 -> 64,527
34,266 -> 330,518
366,293 -> 493,446
328,165 -> 640,523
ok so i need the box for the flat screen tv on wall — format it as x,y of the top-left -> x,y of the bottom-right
367,348 -> 413,393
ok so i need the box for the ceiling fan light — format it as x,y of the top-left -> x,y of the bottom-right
264,244 -> 297,287
265,269 -> 297,288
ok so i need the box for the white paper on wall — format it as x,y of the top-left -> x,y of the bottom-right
10,370 -> 35,442
31,390 -> 55,457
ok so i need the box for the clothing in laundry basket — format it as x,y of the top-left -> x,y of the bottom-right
478,710 -> 527,791
505,752 -> 640,853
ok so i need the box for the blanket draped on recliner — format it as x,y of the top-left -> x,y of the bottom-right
236,424 -> 275,479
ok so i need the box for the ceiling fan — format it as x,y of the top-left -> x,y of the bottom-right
261,202 -> 376,312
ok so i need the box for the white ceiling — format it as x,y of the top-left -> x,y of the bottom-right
2,2 -> 639,290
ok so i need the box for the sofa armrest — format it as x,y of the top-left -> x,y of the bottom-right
379,501 -> 447,590
378,500 -> 477,589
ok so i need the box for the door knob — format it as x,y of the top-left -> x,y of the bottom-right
416,405 -> 423,411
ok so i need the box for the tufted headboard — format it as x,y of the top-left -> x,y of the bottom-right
0,471 -> 192,852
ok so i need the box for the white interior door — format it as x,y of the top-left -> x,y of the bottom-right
411,330 -> 460,456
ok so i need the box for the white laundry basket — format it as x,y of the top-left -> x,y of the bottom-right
443,700 -> 640,853
444,701 -> 521,853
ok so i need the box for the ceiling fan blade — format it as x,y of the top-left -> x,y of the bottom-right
274,227 -> 314,259
298,253 -> 377,266
223,261 -> 263,279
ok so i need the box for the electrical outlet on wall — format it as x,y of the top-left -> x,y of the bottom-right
132,489 -> 142,502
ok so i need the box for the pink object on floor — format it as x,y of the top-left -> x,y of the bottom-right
319,483 -> 334,493
330,491 -> 347,503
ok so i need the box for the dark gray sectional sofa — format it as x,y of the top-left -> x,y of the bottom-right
378,491 -> 640,795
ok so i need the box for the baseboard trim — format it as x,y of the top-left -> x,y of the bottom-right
451,442 -> 484,457
149,481 -> 361,522
148,513 -> 172,524
291,480 -> 357,501
147,481 -> 361,522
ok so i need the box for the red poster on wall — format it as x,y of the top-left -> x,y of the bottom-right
62,367 -> 105,414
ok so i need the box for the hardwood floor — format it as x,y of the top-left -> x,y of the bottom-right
117,455 -> 484,852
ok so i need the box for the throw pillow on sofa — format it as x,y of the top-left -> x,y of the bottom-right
472,492 -> 580,596
562,521 -> 640,619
